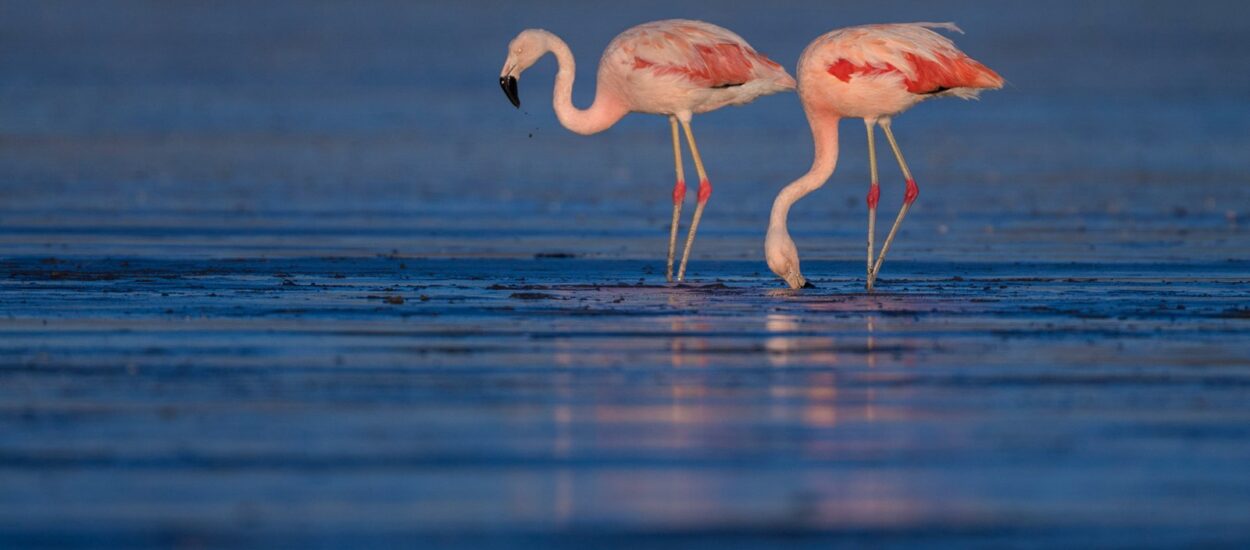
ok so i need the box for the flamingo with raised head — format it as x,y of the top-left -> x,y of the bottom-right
764,23 -> 1002,290
499,20 -> 795,282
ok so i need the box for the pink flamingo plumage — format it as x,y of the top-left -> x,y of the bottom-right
499,20 -> 795,282
765,23 -> 1003,290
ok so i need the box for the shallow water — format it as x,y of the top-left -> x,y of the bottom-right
4,257 -> 1250,546
2,0 -> 1250,547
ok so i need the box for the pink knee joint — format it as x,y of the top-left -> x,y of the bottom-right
904,178 -> 919,205
866,183 -> 881,209
697,179 -> 712,203
672,180 -> 686,204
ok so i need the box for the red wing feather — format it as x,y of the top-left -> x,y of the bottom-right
902,52 -> 1002,93
828,52 -> 1002,94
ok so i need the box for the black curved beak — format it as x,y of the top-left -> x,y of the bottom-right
802,280 -> 816,289
500,75 -> 520,108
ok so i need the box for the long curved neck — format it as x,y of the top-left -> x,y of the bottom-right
769,110 -> 841,231
546,34 -> 626,136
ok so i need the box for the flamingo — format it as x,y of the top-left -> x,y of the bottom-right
764,23 -> 1003,290
499,20 -> 795,282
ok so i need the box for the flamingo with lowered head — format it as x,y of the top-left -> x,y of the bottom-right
765,23 -> 1002,290
499,20 -> 794,282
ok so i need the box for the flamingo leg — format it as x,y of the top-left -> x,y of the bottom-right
870,119 -> 919,287
675,118 -> 711,282
864,119 -> 881,292
666,116 -> 687,283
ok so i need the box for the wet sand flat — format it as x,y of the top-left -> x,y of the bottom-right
3,0 -> 1250,546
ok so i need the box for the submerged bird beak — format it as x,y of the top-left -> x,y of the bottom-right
500,75 -> 520,108
782,272 -> 810,290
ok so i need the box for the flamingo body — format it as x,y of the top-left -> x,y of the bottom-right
766,23 -> 1002,290
601,20 -> 796,115
799,23 -> 1002,119
500,20 -> 793,281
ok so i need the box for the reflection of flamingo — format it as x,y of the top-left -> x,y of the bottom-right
498,20 -> 794,282
765,23 -> 1002,290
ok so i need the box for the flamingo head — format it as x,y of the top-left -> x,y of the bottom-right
765,226 -> 812,290
500,29 -> 554,108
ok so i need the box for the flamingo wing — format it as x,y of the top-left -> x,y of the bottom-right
823,23 -> 1002,95
617,20 -> 794,90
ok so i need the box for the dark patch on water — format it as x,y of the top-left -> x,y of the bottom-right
1219,307 -> 1250,318
509,292 -> 562,300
